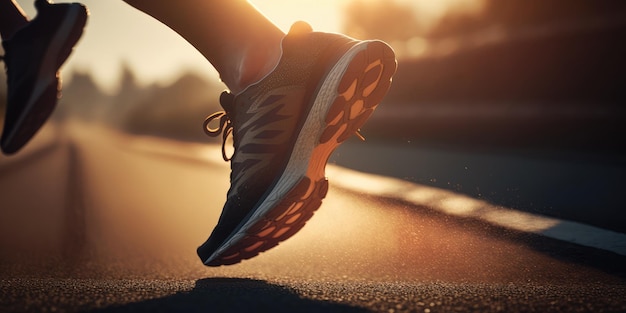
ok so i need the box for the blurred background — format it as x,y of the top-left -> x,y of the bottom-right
3,0 -> 625,147
1,0 -> 626,231
2,0 -> 624,146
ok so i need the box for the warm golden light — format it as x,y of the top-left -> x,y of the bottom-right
12,0 -> 485,90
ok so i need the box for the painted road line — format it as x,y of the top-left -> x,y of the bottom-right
115,132 -> 626,257
326,165 -> 626,256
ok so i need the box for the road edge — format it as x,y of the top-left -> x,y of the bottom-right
97,130 -> 626,257
326,165 -> 626,257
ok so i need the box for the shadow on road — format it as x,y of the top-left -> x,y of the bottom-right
91,277 -> 367,313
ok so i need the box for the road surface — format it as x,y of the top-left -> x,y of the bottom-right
0,122 -> 624,312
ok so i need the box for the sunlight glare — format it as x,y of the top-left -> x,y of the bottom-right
405,36 -> 429,58
386,0 -> 485,30
13,0 -> 485,91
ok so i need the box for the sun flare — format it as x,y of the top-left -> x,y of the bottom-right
12,0 -> 484,90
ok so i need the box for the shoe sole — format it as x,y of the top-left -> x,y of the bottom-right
204,40 -> 397,266
1,4 -> 87,154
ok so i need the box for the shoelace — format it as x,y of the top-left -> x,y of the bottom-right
355,129 -> 366,141
204,111 -> 233,161
203,91 -> 366,162
204,92 -> 236,161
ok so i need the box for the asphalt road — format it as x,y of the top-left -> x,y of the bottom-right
330,140 -> 626,234
0,122 -> 625,312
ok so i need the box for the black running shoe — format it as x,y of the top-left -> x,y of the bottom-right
197,21 -> 397,266
1,0 -> 88,154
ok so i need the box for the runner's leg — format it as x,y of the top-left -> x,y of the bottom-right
122,0 -> 284,94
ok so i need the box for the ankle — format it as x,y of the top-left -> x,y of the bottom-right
230,40 -> 282,95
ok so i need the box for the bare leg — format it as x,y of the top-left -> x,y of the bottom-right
122,0 -> 285,94
0,0 -> 29,39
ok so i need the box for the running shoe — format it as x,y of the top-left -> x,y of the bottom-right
1,0 -> 88,155
198,21 -> 397,266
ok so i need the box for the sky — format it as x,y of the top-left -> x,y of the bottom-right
15,0 -> 481,92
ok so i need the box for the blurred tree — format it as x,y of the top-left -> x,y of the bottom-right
58,70 -> 110,121
106,63 -> 154,126
123,72 -> 223,142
